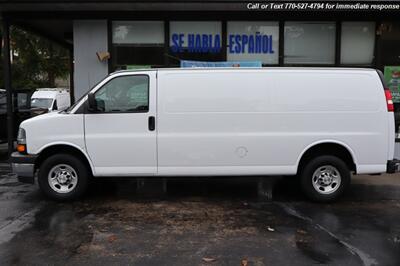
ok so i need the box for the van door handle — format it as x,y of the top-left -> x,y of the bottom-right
148,116 -> 155,131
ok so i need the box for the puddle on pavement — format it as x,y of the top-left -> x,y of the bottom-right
295,230 -> 332,264
0,194 -> 364,265
0,203 -> 94,265
0,176 -> 399,265
85,177 -> 262,201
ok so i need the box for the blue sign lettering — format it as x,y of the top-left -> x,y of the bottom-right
170,32 -> 275,54
171,33 -> 184,53
171,33 -> 221,53
229,33 -> 274,54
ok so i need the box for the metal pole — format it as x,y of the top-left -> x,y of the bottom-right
2,18 -> 14,159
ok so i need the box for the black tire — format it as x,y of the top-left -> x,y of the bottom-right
38,153 -> 89,201
300,155 -> 351,202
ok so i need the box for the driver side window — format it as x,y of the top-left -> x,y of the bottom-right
94,75 -> 149,113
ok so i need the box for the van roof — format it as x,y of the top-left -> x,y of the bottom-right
111,67 -> 377,75
31,90 -> 63,98
36,88 -> 68,92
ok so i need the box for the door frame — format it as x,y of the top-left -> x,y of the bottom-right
80,70 -> 158,176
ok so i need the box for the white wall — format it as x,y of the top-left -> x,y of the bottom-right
73,20 -> 108,100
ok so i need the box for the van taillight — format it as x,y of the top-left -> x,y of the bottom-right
385,89 -> 394,112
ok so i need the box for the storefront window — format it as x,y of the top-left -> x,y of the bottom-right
341,22 -> 375,65
113,21 -> 164,44
284,22 -> 336,64
227,21 -> 279,65
112,21 -> 165,70
169,21 -> 223,65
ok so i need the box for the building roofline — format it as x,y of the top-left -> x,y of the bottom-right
2,0 -> 400,13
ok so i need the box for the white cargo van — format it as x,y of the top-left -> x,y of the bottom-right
11,68 -> 398,201
31,89 -> 70,112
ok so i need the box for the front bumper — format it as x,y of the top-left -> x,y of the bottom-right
10,152 -> 38,184
387,159 -> 400,174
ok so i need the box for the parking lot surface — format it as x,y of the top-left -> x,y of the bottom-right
0,163 -> 400,266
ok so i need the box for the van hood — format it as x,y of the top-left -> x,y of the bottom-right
19,107 -> 84,155
20,111 -> 63,129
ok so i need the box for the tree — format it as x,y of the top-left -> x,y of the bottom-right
0,26 -> 70,91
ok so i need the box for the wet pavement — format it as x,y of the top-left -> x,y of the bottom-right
0,163 -> 400,266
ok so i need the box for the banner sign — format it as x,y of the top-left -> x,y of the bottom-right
246,2 -> 400,11
384,66 -> 400,103
126,65 -> 151,70
180,60 -> 262,68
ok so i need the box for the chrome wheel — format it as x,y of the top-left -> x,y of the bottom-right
312,165 -> 341,195
48,164 -> 78,194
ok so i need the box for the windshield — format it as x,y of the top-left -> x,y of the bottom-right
65,93 -> 85,113
64,73 -> 114,113
31,98 -> 53,109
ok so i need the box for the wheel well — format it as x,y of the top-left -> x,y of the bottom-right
35,145 -> 92,174
297,143 -> 356,174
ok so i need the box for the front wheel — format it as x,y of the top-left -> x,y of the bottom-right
38,154 -> 89,201
300,155 -> 351,202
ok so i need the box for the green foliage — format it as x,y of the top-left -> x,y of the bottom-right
0,26 -> 70,91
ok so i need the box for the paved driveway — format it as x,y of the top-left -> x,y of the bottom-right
0,165 -> 399,266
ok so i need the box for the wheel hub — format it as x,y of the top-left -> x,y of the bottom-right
48,164 -> 78,194
56,170 -> 72,184
312,165 -> 342,195
318,171 -> 334,185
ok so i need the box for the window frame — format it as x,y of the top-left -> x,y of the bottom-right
92,74 -> 150,114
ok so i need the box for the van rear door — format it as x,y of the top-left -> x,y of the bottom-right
84,72 -> 157,176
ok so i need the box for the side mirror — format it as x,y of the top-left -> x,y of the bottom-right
87,93 -> 98,112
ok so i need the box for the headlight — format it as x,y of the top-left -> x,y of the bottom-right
17,128 -> 26,144
17,128 -> 26,153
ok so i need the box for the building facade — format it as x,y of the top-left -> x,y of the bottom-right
1,1 -> 400,136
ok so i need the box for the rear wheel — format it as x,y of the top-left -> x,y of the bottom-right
38,154 -> 89,201
300,155 -> 351,202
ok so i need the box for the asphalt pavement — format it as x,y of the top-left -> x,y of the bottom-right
0,164 -> 399,266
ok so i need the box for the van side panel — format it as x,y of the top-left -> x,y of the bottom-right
158,70 -> 287,175
157,69 -> 388,176
272,71 -> 388,174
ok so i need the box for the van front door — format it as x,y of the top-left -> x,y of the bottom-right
84,72 -> 157,176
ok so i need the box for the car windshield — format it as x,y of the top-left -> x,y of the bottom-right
64,75 -> 109,113
31,98 -> 53,109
